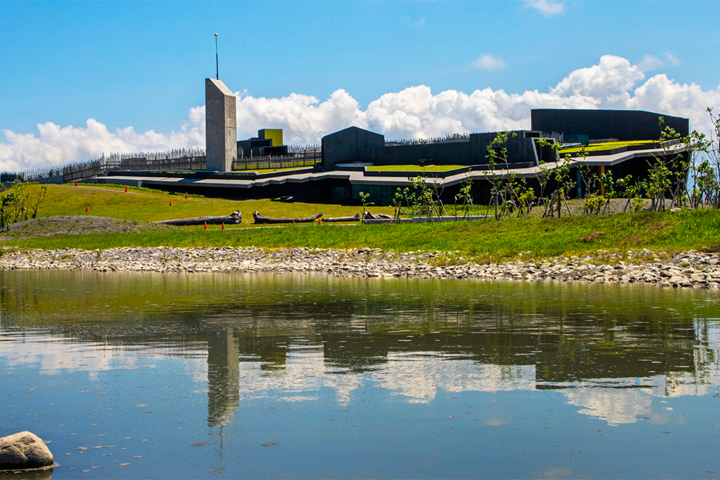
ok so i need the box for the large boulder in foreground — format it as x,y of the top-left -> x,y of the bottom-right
0,431 -> 54,470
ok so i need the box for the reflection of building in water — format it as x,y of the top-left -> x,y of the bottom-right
206,328 -> 295,427
7,275 -> 717,428
214,318 -> 720,426
207,329 -> 241,427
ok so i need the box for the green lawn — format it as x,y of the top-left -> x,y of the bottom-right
366,165 -> 469,172
2,184 -> 719,263
25,184 -> 392,224
559,140 -> 657,154
231,166 -> 314,174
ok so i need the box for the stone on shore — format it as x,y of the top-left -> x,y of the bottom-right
0,246 -> 718,289
0,431 -> 54,470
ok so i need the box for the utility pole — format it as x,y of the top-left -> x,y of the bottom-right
215,33 -> 219,80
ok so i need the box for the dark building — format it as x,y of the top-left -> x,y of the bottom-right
469,131 -> 557,165
321,126 -> 385,168
99,108 -> 691,206
531,109 -> 690,142
237,128 -> 289,158
322,127 -> 556,169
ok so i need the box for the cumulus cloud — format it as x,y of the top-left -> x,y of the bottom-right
628,74 -> 720,133
0,111 -> 204,172
524,0 -> 565,17
235,89 -> 367,145
473,53 -> 507,71
3,54 -> 720,171
364,85 -> 594,139
550,55 -> 645,107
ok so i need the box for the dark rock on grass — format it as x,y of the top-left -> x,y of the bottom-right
0,431 -> 54,470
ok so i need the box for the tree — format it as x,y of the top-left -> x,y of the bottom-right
644,118 -> 706,211
699,107 -> 720,208
486,131 -> 530,220
455,176 -> 474,219
359,191 -> 374,219
408,176 -> 445,220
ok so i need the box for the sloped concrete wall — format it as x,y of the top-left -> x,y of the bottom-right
205,78 -> 237,172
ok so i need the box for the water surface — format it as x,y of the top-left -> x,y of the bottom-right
1,270 -> 719,479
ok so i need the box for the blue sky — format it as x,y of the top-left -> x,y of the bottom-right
2,0 -> 720,171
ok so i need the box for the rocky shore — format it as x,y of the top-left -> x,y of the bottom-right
1,246 -> 720,289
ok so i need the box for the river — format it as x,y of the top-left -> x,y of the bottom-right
1,270 -> 719,479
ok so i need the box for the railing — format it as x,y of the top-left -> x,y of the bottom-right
231,150 -> 321,171
386,134 -> 471,146
5,146 -> 323,185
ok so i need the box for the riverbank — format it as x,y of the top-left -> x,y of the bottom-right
1,246 -> 719,289
3,208 -> 720,264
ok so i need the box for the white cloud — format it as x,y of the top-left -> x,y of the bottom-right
235,89 -> 367,145
3,54 -> 720,172
664,52 -> 681,66
0,111 -> 204,172
473,53 -> 507,72
639,53 -> 682,72
550,55 -> 645,107
628,73 -> 720,134
638,54 -> 664,72
524,0 -> 565,17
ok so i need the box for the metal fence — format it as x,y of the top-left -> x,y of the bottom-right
386,133 -> 471,146
232,148 -> 321,171
4,146 -> 322,185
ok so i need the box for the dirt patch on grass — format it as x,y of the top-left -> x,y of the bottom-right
526,198 -> 637,218
644,219 -> 673,232
620,233 -> 642,243
579,231 -> 605,242
0,216 -> 166,239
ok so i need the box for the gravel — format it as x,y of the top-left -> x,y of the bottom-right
1,246 -> 719,289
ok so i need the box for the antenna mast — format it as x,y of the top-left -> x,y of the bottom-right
215,33 -> 219,80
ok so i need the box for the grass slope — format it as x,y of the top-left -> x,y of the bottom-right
31,184 -> 392,224
3,184 -> 719,261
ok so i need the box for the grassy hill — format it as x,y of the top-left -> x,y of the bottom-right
29,184 -> 390,223
0,183 -> 718,262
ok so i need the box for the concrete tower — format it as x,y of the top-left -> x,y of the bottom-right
205,78 -> 237,172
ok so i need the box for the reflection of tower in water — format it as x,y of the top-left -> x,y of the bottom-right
207,329 -> 241,428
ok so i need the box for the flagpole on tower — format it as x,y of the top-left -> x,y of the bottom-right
215,33 -> 219,80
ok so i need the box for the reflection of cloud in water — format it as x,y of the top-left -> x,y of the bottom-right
279,395 -> 319,403
231,347 -> 719,426
236,352 -> 363,406
483,417 -> 511,426
1,336 -> 141,375
662,370 -> 720,397
9,327 -> 720,429
372,352 -> 537,403
538,467 -> 574,479
234,350 -> 536,405
559,372 -> 720,426
185,357 -> 208,385
564,388 -> 653,426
